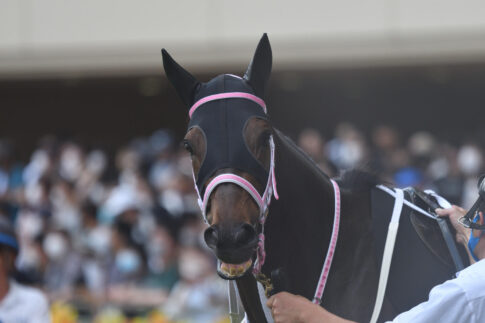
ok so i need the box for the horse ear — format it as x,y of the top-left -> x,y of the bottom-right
244,33 -> 272,98
162,49 -> 200,107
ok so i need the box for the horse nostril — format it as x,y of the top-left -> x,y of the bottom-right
234,223 -> 257,247
204,226 -> 219,249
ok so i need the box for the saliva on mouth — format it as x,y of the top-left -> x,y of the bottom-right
217,258 -> 254,280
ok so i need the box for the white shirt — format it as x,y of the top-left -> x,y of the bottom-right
0,280 -> 51,323
389,259 -> 485,322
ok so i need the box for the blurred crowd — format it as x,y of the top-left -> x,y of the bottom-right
299,123 -> 482,208
0,130 -> 227,323
0,123 -> 482,322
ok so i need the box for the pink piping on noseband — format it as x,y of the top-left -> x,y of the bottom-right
202,174 -> 265,213
312,179 -> 341,304
189,92 -> 267,118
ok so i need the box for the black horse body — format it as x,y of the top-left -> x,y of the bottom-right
161,34 -> 468,323
239,128 -> 468,322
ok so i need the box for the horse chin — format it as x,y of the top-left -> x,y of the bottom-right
217,258 -> 253,280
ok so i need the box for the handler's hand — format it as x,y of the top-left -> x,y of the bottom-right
266,292 -> 356,323
266,292 -> 311,323
436,206 -> 470,247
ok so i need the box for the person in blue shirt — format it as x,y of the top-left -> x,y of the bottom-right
0,217 -> 50,323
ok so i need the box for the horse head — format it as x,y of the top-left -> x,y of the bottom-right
162,34 -> 278,280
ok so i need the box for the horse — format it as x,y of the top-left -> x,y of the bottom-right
161,34 -> 469,322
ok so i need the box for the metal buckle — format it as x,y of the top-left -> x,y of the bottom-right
459,216 -> 472,228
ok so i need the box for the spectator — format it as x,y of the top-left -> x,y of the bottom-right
0,217 -> 50,322
326,123 -> 367,170
43,229 -> 83,300
298,128 -> 337,176
108,217 -> 145,285
142,207 -> 180,291
162,244 -> 227,322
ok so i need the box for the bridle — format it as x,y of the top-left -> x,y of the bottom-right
188,91 -> 279,275
187,90 -> 341,306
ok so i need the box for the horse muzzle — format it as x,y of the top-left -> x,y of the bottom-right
204,223 -> 259,279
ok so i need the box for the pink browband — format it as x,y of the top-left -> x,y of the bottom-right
313,179 -> 341,304
189,92 -> 267,118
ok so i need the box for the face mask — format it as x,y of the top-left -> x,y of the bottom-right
24,183 -> 44,207
60,147 -> 83,181
86,150 -> 107,175
159,189 -> 184,215
188,75 -> 269,199
179,251 -> 210,281
18,210 -> 44,239
43,233 -> 68,261
115,249 -> 141,274
87,228 -> 111,257
458,146 -> 483,176
163,35 -> 272,203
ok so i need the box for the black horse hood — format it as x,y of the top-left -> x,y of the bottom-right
162,34 -> 273,197
189,74 -> 269,196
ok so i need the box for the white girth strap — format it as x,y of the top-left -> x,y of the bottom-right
370,188 -> 404,323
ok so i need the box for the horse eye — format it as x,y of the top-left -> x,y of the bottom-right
183,140 -> 194,154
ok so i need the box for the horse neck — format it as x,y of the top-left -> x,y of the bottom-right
262,129 -> 337,297
261,130 -> 379,320
270,129 -> 335,228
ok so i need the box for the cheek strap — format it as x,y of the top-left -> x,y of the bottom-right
193,136 -> 278,223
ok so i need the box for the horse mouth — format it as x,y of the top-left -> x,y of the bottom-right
217,259 -> 253,280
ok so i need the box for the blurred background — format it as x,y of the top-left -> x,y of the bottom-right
2,0 -> 485,322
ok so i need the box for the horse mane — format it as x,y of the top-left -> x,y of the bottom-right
336,169 -> 383,192
274,129 -> 331,182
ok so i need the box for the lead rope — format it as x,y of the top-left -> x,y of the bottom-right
313,179 -> 341,304
228,280 -> 241,323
